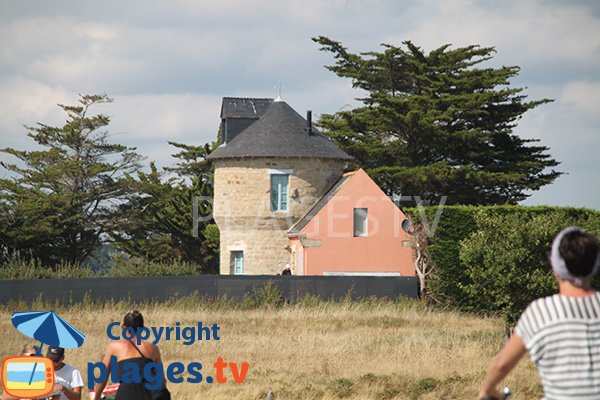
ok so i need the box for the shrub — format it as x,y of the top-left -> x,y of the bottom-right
0,255 -> 94,279
407,205 -> 600,324
108,257 -> 203,277
0,256 -> 53,279
1,254 -> 204,279
330,378 -> 354,398
242,281 -> 285,308
296,293 -> 326,308
460,209 -> 600,326
54,261 -> 95,279
405,205 -> 479,305
414,377 -> 439,397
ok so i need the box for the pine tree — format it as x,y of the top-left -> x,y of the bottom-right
112,142 -> 219,273
313,36 -> 561,205
0,94 -> 142,266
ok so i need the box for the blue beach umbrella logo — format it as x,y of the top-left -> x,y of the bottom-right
9,311 -> 85,388
12,311 -> 86,349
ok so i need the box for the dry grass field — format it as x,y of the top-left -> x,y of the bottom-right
0,296 -> 543,399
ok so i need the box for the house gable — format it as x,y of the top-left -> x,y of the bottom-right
289,169 -> 415,276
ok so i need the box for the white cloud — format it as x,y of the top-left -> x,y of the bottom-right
523,168 -> 600,208
560,80 -> 600,118
73,22 -> 120,40
0,84 -> 221,171
0,0 -> 598,208
0,78 -> 74,140
109,93 -> 221,144
387,0 -> 600,70
169,0 -> 351,26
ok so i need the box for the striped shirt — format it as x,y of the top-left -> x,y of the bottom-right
515,292 -> 600,400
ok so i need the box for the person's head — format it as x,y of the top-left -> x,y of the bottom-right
46,346 -> 65,366
21,344 -> 39,356
123,310 -> 144,330
551,227 -> 600,286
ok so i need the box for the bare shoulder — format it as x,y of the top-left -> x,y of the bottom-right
107,339 -> 129,353
147,342 -> 161,361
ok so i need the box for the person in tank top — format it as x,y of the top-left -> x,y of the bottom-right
93,310 -> 166,400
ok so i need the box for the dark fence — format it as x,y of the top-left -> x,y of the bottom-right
0,275 -> 418,305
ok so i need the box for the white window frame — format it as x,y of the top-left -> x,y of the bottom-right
297,247 -> 304,276
353,208 -> 368,237
231,251 -> 244,275
269,170 -> 292,212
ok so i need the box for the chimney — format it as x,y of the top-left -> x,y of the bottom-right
306,110 -> 312,135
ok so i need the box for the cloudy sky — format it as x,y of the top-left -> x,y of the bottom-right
1,0 -> 598,209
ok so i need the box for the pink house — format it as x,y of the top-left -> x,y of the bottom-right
288,169 -> 415,276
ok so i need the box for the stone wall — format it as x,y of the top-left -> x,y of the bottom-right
213,157 -> 346,274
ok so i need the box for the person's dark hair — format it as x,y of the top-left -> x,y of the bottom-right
559,230 -> 599,277
123,310 -> 144,329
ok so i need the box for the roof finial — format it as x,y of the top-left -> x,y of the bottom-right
274,82 -> 283,102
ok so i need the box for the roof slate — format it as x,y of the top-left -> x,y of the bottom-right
208,100 -> 353,160
220,97 -> 273,119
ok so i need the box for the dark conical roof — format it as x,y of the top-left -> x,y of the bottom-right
207,100 -> 353,160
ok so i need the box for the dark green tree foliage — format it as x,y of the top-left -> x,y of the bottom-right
0,94 -> 142,267
407,205 -> 600,326
313,36 -> 561,205
112,142 -> 219,273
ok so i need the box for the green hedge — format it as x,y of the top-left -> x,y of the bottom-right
406,205 -> 600,324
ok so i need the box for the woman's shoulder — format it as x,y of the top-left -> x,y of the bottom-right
108,338 -> 131,348
139,340 -> 160,358
126,339 -> 159,357
107,338 -> 143,354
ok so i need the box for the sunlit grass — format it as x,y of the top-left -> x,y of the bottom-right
0,296 -> 542,399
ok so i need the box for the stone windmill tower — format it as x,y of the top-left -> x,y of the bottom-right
207,96 -> 352,275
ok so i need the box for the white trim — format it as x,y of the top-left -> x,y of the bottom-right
322,271 -> 402,277
268,169 -> 294,175
353,208 -> 368,237
227,245 -> 246,252
298,247 -> 304,276
231,250 -> 244,275
270,173 -> 289,212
